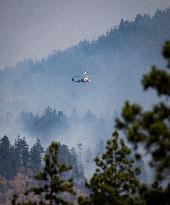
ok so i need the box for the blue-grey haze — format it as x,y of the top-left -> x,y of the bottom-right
0,0 -> 170,68
1,6 -> 169,180
0,8 -> 169,143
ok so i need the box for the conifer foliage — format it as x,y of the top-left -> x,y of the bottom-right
0,135 -> 13,179
78,130 -> 141,205
115,41 -> 170,181
30,139 -> 44,174
0,135 -> 44,179
13,142 -> 75,205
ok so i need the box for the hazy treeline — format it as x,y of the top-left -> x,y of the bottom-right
0,106 -> 112,179
0,8 -> 170,117
0,7 -> 169,205
0,135 -> 85,186
0,135 -> 44,179
19,107 -> 69,140
18,107 -> 111,146
0,107 -> 149,181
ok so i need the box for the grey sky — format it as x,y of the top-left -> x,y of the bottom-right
0,0 -> 170,69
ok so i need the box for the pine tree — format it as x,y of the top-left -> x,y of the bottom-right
14,136 -> 30,175
139,182 -> 170,205
14,136 -> 24,170
76,143 -> 85,187
13,142 -> 75,205
115,41 -> 170,182
22,137 -> 30,175
30,138 -> 44,174
70,147 -> 85,186
70,148 -> 79,181
0,135 -> 12,179
10,145 -> 17,178
78,130 -> 141,205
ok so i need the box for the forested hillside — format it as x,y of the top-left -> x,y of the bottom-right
18,107 -> 110,145
0,135 -> 85,185
0,136 -> 86,205
0,8 -> 170,118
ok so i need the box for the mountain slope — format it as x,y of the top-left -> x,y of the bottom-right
0,8 -> 170,117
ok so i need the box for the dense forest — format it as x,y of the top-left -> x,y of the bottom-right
6,38 -> 170,205
0,8 -> 170,161
0,135 -> 43,179
0,135 -> 85,186
0,8 -> 170,118
0,6 -> 170,205
18,107 -> 110,144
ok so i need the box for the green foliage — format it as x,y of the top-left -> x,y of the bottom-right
70,147 -> 84,184
0,135 -> 17,179
0,135 -> 44,179
30,139 -> 44,174
142,65 -> 170,96
13,141 -> 75,205
139,182 -> 170,205
163,41 -> 170,67
14,136 -> 31,174
115,41 -> 170,181
79,131 -> 141,205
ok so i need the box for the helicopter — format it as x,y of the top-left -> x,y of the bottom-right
72,72 -> 92,83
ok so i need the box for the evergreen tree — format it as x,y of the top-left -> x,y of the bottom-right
0,135 -> 12,179
58,144 -> 73,181
22,137 -> 30,175
10,145 -> 17,178
78,130 -> 141,205
0,135 -> 32,179
70,147 -> 79,181
76,143 -> 85,187
14,136 -> 30,175
14,136 -> 24,170
115,41 -> 170,182
70,147 -> 85,186
30,138 -> 44,174
13,142 -> 75,205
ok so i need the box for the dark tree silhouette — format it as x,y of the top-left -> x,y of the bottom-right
30,138 -> 44,174
0,135 -> 12,179
115,41 -> 170,182
12,142 -> 75,205
78,130 -> 141,205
